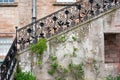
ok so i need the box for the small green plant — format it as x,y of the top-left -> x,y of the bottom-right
51,62 -> 58,69
56,35 -> 66,42
14,72 -> 36,80
105,75 -> 114,80
48,55 -> 85,80
116,75 -> 120,80
30,38 -> 47,55
48,62 -> 58,75
105,74 -> 120,80
50,56 -> 57,61
14,64 -> 36,80
48,56 -> 68,78
72,36 -> 77,41
36,60 -> 42,65
48,55 -> 58,75
71,47 -> 78,57
62,68 -> 68,74
30,38 -> 47,66
93,59 -> 99,72
73,47 -> 78,52
48,69 -> 56,75
91,59 -> 101,80
68,63 -> 84,80
72,52 -> 77,57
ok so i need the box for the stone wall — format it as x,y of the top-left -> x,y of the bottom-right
18,7 -> 120,80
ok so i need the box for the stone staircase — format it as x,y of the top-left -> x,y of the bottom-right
0,0 -> 120,80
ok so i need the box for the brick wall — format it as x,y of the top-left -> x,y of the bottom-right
0,0 -> 80,37
0,6 -> 18,36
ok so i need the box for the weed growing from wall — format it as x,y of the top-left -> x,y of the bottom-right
30,38 -> 47,55
92,59 -> 100,80
72,36 -> 77,41
105,74 -> 120,80
14,64 -> 36,80
68,62 -> 84,80
56,35 -> 66,43
70,47 -> 78,57
30,38 -> 47,65
48,55 -> 85,80
48,55 -> 68,80
48,56 -> 58,75
14,72 -> 36,80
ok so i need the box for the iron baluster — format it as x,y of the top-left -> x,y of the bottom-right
77,4 -> 81,22
65,9 -> 70,27
52,15 -> 58,34
39,22 -> 45,38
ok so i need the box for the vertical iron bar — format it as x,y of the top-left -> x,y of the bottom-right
103,0 -> 105,9
79,9 -> 80,22
15,26 -> 18,52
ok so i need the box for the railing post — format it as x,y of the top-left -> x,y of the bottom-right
15,26 -> 18,51
15,26 -> 19,75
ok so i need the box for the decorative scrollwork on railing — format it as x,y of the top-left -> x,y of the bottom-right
17,0 -> 120,50
0,38 -> 17,80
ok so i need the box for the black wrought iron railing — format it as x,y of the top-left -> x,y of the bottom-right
0,38 -> 17,80
17,0 -> 120,50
